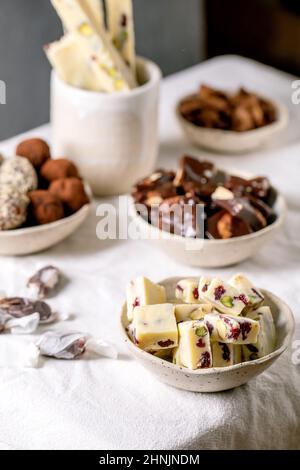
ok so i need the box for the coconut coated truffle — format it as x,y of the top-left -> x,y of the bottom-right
49,177 -> 89,212
28,190 -> 64,225
0,156 -> 38,193
0,186 -> 29,230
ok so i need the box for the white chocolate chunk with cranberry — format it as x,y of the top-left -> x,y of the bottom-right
205,313 -> 260,344
175,279 -> 201,303
173,320 -> 212,370
81,0 -> 104,31
201,277 -> 247,315
229,273 -> 264,310
51,0 -> 137,91
211,342 -> 242,367
132,304 -> 178,351
198,275 -> 213,299
126,277 -> 166,321
174,303 -> 212,323
242,306 -> 276,361
107,0 -> 136,75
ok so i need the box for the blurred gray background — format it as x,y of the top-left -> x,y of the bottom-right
0,0 -> 204,140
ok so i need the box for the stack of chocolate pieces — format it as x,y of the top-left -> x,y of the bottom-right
132,155 -> 277,239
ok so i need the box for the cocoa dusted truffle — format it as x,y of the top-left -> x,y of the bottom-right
28,190 -> 64,225
40,159 -> 79,183
49,177 -> 89,212
16,138 -> 51,169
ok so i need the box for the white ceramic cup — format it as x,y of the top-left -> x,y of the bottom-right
50,57 -> 162,196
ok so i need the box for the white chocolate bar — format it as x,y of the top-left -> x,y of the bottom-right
173,320 -> 212,370
51,0 -> 137,92
106,0 -> 136,74
229,273 -> 264,310
175,279 -> 201,303
126,277 -> 166,321
45,33 -> 103,91
201,277 -> 247,315
211,342 -> 242,367
132,304 -> 178,351
174,303 -> 212,323
205,312 -> 260,344
242,306 -> 276,361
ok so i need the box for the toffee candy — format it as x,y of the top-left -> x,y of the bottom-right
173,320 -> 212,369
27,266 -> 61,299
0,186 -> 29,230
0,156 -> 38,193
211,342 -> 242,367
201,277 -> 247,315
132,304 -> 178,351
40,158 -> 79,183
175,279 -> 201,303
16,138 -> 51,169
126,276 -> 166,321
205,313 -> 259,344
49,177 -> 89,212
28,190 -> 64,225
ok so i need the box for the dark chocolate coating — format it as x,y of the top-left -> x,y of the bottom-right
40,159 -> 79,183
49,177 -> 89,213
28,190 -> 64,225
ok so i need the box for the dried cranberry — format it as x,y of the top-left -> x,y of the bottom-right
220,343 -> 231,361
229,326 -> 240,340
234,294 -> 249,305
202,284 -> 208,292
200,351 -> 211,368
246,344 -> 259,353
120,14 -> 127,27
196,338 -> 205,348
193,287 -> 199,299
176,284 -> 184,293
240,322 -> 252,340
206,321 -> 213,335
132,297 -> 140,308
214,285 -> 226,300
158,339 -> 174,348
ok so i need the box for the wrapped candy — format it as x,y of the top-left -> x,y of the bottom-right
0,297 -> 53,322
27,265 -> 61,299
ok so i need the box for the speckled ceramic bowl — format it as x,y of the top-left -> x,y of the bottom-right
0,182 -> 92,256
176,95 -> 289,153
120,277 -> 295,392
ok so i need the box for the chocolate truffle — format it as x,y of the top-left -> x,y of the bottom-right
0,186 -> 29,230
16,138 -> 51,169
28,190 -> 64,225
40,159 -> 79,183
49,177 -> 89,212
0,156 -> 38,193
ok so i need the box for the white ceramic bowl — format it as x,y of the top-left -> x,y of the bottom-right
176,95 -> 289,154
0,183 -> 92,256
129,170 -> 286,268
120,277 -> 295,392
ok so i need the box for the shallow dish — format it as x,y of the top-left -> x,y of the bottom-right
0,183 -> 92,256
176,95 -> 289,154
129,170 -> 286,268
120,277 -> 295,392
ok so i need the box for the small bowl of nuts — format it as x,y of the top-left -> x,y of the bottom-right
176,85 -> 288,153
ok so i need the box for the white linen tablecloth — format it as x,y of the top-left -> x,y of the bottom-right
0,55 -> 299,450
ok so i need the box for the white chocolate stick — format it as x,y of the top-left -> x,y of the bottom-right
106,0 -> 136,75
81,0 -> 104,31
51,0 -> 137,91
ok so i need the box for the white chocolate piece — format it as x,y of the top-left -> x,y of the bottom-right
173,320 -> 212,370
174,303 -> 212,323
201,277 -> 247,315
211,342 -> 242,367
151,348 -> 173,360
211,186 -> 234,201
0,156 -> 37,193
106,0 -> 136,74
81,0 -> 104,31
132,304 -> 178,351
242,306 -> 276,361
228,273 -> 264,310
205,313 -> 260,344
126,277 -> 166,322
198,275 -> 212,299
175,279 -> 201,303
45,33 -> 103,91
51,0 -> 137,91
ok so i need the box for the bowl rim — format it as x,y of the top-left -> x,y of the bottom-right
175,92 -> 289,137
120,279 -> 295,375
129,166 -> 287,246
0,181 -> 93,238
